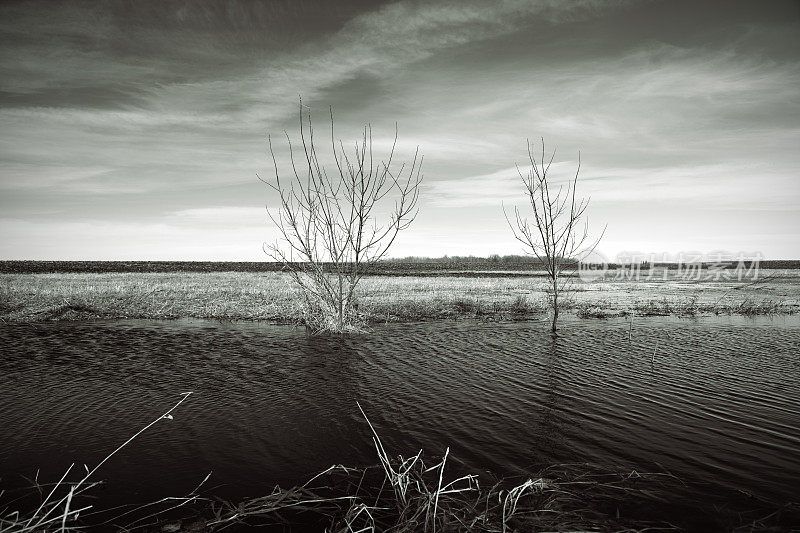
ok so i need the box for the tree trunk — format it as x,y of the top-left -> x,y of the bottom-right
337,275 -> 344,331
551,277 -> 559,333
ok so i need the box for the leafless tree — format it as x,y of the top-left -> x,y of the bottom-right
261,102 -> 423,333
505,139 -> 604,334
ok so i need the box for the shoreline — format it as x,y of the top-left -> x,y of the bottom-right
2,271 -> 798,323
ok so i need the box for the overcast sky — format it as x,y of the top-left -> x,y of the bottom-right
1,0 -> 798,260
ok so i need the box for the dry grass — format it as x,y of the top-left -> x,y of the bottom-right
575,305 -> 628,319
0,272 -> 299,322
203,404 -> 685,533
194,403 -> 800,532
197,405 -> 799,532
3,397 -> 796,532
1,271 -> 797,324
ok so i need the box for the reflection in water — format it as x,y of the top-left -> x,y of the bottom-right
528,335 -> 569,468
1,316 -> 799,523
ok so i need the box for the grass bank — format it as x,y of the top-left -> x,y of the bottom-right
1,271 -> 798,323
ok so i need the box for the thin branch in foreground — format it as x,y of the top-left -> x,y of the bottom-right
1,392 -> 193,533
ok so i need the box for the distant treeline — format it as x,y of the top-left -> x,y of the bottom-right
0,259 -> 544,275
0,257 -> 556,274
1,257 -> 798,274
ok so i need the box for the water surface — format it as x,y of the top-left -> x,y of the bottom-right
1,316 -> 798,527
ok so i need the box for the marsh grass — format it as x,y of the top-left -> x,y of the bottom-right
204,405 -> 686,533
631,295 -> 793,317
202,462 -> 796,532
634,296 -> 699,317
4,398 -> 795,532
0,273 -> 300,322
1,272 -> 797,324
727,297 -> 784,316
575,305 -> 628,319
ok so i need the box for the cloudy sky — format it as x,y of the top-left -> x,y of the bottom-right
1,0 -> 798,261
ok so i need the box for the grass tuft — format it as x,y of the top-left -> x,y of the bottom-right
206,405 -> 687,533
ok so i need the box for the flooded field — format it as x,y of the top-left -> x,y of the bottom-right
1,316 -> 799,529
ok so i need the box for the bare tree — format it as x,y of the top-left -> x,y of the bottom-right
261,102 -> 423,333
505,139 -> 604,334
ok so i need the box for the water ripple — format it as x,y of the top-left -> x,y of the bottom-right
1,316 -> 798,513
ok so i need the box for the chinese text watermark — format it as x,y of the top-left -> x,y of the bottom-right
578,251 -> 763,282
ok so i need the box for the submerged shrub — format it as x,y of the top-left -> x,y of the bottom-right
297,289 -> 367,334
261,101 -> 423,335
510,294 -> 529,313
452,296 -> 478,315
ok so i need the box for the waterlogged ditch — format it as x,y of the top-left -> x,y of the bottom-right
1,316 -> 799,530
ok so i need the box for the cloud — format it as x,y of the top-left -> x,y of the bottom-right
166,206 -> 271,229
1,0 -> 621,198
1,0 -> 799,259
103,0 -> 621,129
427,158 -> 800,211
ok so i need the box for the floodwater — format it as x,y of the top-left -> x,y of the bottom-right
1,316 -> 799,529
